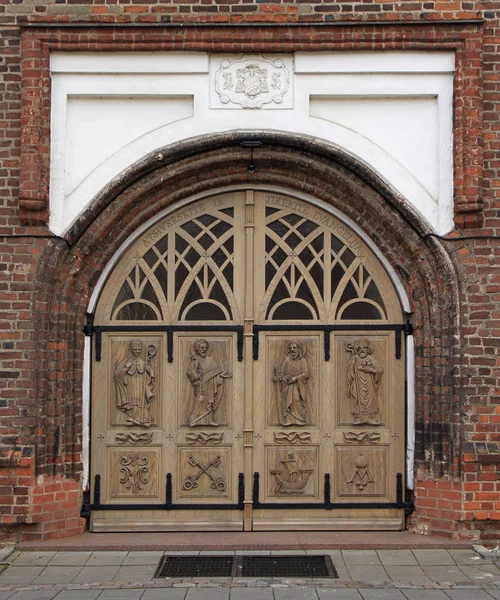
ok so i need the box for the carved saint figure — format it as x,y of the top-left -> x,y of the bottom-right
273,340 -> 310,426
114,339 -> 156,427
187,340 -> 232,427
346,338 -> 383,425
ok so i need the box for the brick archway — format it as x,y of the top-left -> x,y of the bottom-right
28,132 -> 462,539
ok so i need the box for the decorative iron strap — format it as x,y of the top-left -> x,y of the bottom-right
87,473 -> 244,512
83,323 -> 244,363
253,321 -> 413,361
252,471 -> 413,514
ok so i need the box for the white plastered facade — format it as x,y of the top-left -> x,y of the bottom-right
50,50 -> 455,236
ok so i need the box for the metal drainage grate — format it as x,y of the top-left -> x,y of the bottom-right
241,555 -> 337,578
155,556 -> 235,578
155,555 -> 337,578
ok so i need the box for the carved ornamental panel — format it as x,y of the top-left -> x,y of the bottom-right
108,447 -> 160,499
179,337 -> 233,428
178,447 -> 231,500
265,446 -> 319,500
335,335 -> 388,427
109,336 -> 162,428
266,337 -> 318,428
335,447 -> 388,499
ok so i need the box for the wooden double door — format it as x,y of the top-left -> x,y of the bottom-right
90,190 -> 406,532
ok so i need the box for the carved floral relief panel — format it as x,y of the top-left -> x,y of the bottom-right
335,335 -> 388,427
335,447 -> 388,499
266,337 -> 318,428
108,447 -> 160,499
178,337 -> 233,428
109,336 -> 162,428
265,446 -> 319,500
178,447 -> 231,500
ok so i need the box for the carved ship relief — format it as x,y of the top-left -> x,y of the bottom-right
271,451 -> 313,494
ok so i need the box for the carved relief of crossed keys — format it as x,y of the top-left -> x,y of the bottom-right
183,455 -> 226,492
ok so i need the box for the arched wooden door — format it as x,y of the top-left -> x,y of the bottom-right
89,190 -> 407,532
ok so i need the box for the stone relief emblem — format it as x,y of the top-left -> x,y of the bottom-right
347,452 -> 374,491
114,339 -> 157,428
271,451 -> 314,495
345,339 -> 383,426
186,339 -> 232,427
215,56 -> 289,109
273,340 -> 310,426
183,454 -> 226,492
119,452 -> 150,494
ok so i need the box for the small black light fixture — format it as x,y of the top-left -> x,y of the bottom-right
241,140 -> 262,173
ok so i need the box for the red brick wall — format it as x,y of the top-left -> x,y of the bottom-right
0,1 -> 499,541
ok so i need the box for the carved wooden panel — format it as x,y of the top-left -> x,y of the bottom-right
92,190 -> 405,532
109,336 -> 162,428
335,335 -> 388,427
266,337 -> 318,428
265,446 -> 319,500
257,193 -> 400,324
108,447 -> 160,499
178,336 -> 233,428
335,446 -> 388,499
178,447 -> 231,500
95,196 -> 243,325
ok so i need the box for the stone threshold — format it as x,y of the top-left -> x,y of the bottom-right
17,531 -> 474,552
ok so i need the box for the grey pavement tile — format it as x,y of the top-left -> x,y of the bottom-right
270,551 -> 307,555
316,591 -> 363,599
235,551 -> 271,556
54,593 -> 101,600
359,591 -> 406,600
10,593 -> 59,600
11,553 -> 57,566
0,566 -> 45,584
185,589 -> 230,599
412,552 -> 455,567
33,566 -> 83,584
49,553 -> 93,566
142,591 -> 187,600
383,566 -> 433,585
113,565 -> 156,582
199,552 -> 235,556
345,565 -> 391,583
87,553 -> 128,566
122,552 -> 163,565
443,592 -> 497,600
98,591 -> 144,599
448,551 -> 485,566
229,590 -> 274,600
377,551 -> 418,566
0,593 -> 15,600
401,592 -> 451,600
273,590 -> 319,600
163,552 -> 199,557
342,552 -> 381,566
72,565 -> 121,583
459,565 -> 500,583
421,566 -> 472,583
487,591 -> 500,599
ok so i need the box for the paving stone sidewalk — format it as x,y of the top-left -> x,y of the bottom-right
0,549 -> 499,600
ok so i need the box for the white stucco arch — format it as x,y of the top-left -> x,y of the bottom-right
51,51 -> 454,236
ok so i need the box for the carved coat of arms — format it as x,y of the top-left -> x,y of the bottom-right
215,56 -> 290,109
